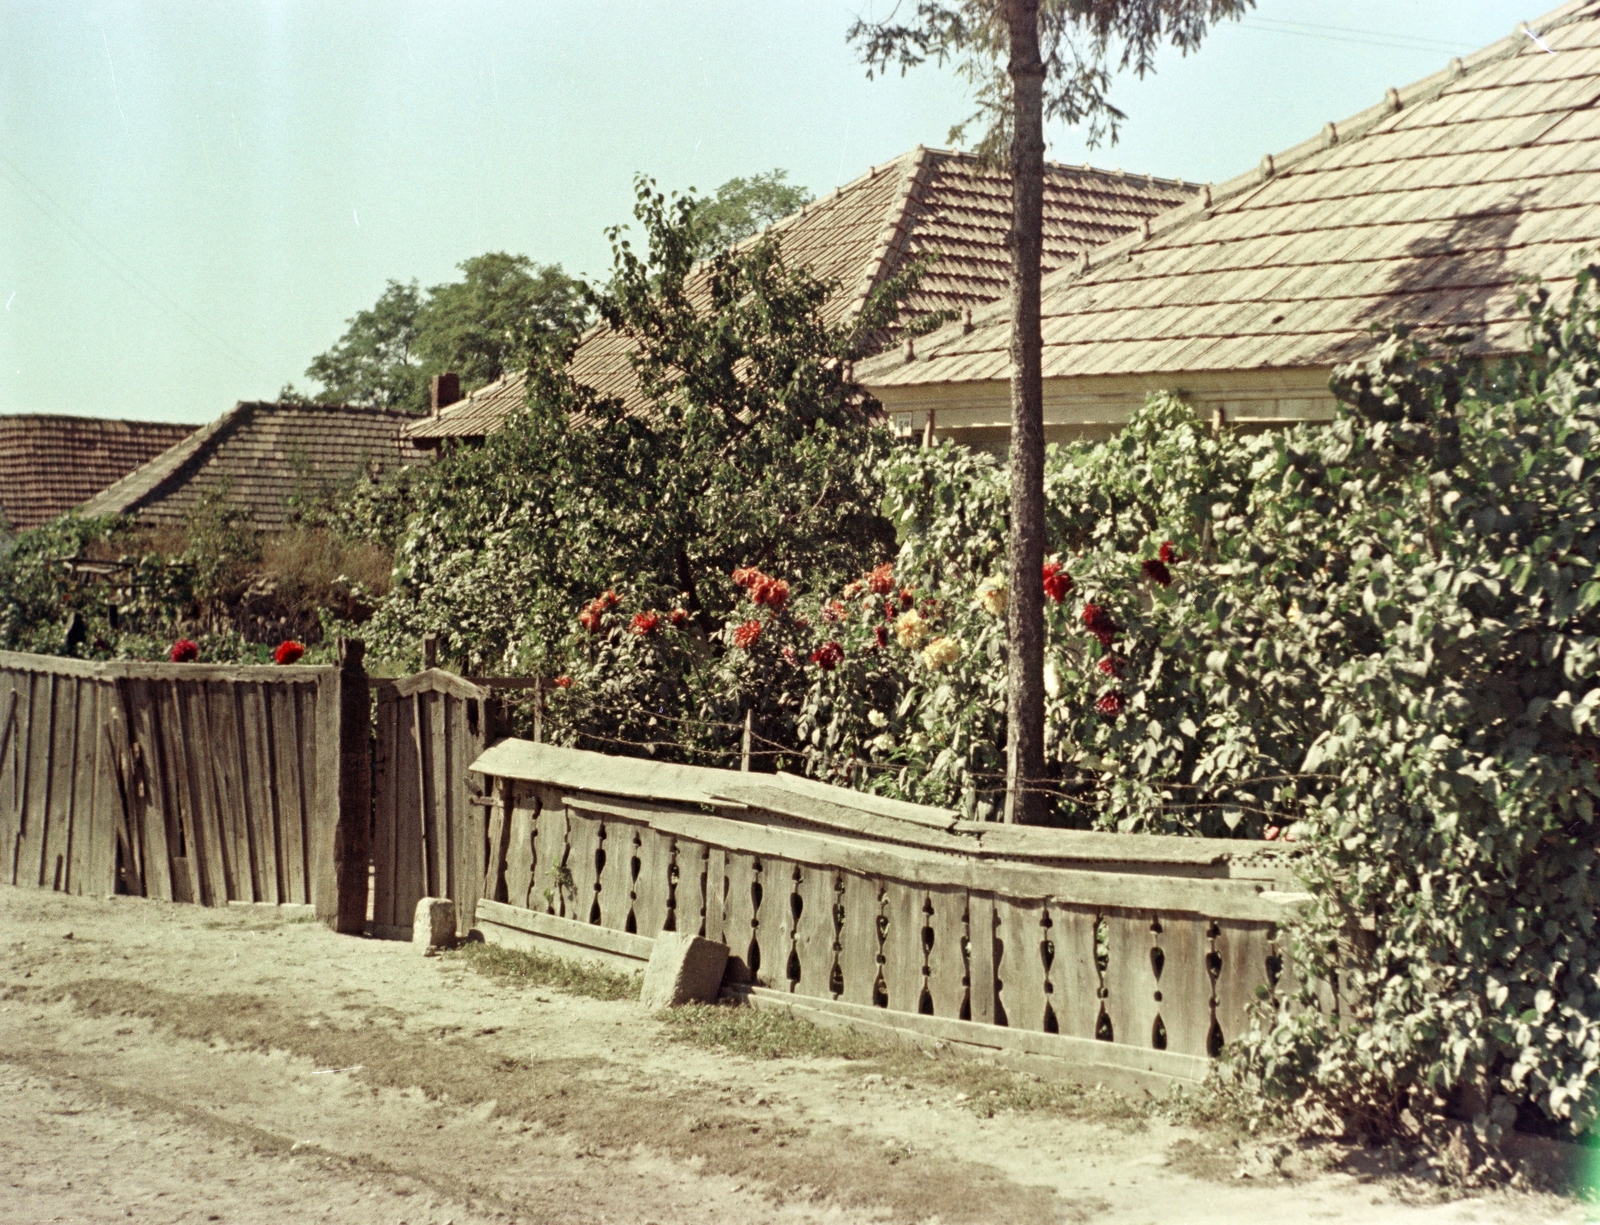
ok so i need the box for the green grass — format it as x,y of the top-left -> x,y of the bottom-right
657,1001 -> 892,1061
450,940 -> 641,1001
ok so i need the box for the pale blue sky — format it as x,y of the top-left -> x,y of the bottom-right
0,1 -> 1531,423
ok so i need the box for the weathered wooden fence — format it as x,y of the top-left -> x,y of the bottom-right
370,670 -> 498,938
467,739 -> 1310,1087
0,647 -> 369,925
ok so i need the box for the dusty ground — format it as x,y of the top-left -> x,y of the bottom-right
0,886 -> 1590,1225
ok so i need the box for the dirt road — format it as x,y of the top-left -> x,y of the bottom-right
0,886 -> 1586,1225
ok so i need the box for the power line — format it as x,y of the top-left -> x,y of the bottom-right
1236,15 -> 1477,57
0,150 -> 272,381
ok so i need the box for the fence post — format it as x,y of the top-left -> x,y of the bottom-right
333,638 -> 372,933
422,634 -> 439,670
741,708 -> 753,772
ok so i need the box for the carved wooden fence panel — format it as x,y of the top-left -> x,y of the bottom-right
469,740 -> 1309,1077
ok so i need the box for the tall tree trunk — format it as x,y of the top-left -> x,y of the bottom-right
1003,0 -> 1046,825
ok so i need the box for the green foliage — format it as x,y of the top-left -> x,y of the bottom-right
367,175 -> 905,699
301,254 -> 588,412
688,169 -> 813,259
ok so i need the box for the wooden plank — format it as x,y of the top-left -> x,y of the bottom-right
703,847 -> 726,944
476,898 -> 653,968
450,694 -> 480,937
124,679 -> 172,902
631,826 -> 674,938
471,738 -> 738,808
64,678 -> 98,894
566,811 -> 603,924
967,892 -> 997,1025
241,682 -> 280,906
309,667 -> 344,922
708,783 -> 974,854
925,885 -> 967,1019
995,897 -> 1049,1031
761,770 -> 959,826
0,676 -> 19,886
1157,916 -> 1215,1057
730,985 -> 1211,1093
967,825 -> 1239,867
370,687 -> 397,926
392,691 -> 424,920
41,672 -> 73,889
791,865 -> 838,999
500,804 -> 530,907
1104,913 -> 1162,1049
563,792 -> 699,823
273,682 -> 312,906
101,690 -> 140,898
754,856 -> 795,989
837,871 -> 881,1006
641,807 -> 1305,923
880,880 -> 927,1014
162,680 -> 207,905
597,816 -> 635,931
671,838 -> 707,936
1213,921 -> 1274,1047
393,668 -> 489,702
0,652 -> 334,685
1051,904 -> 1101,1040
207,680 -> 249,902
721,851 -> 759,984
530,794 -> 567,915
425,691 -> 451,902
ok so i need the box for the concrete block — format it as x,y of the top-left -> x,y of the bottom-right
640,932 -> 728,1009
413,897 -> 456,952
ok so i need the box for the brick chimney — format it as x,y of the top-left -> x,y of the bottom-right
430,372 -> 461,414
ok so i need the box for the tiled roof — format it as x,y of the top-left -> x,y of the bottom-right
0,415 -> 195,531
406,146 -> 1195,440
79,402 -> 425,530
858,1 -> 1600,394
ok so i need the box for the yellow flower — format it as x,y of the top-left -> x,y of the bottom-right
974,575 -> 1007,616
920,636 -> 960,670
894,608 -> 928,649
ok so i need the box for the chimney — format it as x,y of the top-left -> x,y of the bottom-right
430,372 -> 461,415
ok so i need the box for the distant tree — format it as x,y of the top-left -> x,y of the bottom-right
299,255 -> 588,413
850,0 -> 1249,822
689,170 -> 813,259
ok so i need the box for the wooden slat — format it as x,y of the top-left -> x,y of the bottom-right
84,680 -> 116,895
124,679 -> 173,902
370,687 -> 397,926
925,885 -> 967,1019
995,897 -> 1049,1031
708,783 -> 973,854
241,682 -> 280,906
501,804 -> 532,908
671,838 -> 707,936
566,811 -> 603,925
0,651 -> 335,684
755,856 -> 795,990
631,826 -> 674,938
207,681 -> 249,902
703,847 -> 726,943
1213,921 -> 1274,1045
309,668 -> 343,922
1051,904 -> 1101,1040
453,695 -> 482,937
837,871 -> 881,1006
392,668 -> 489,701
597,817 -> 635,931
391,691 -> 424,919
476,898 -> 653,968
101,690 -> 140,898
791,865 -> 838,999
278,682 -> 314,906
967,892 -> 997,1025
42,672 -> 74,889
0,676 -> 20,886
192,681 -> 234,903
1104,913 -> 1162,1049
161,680 -> 206,905
1158,918 -> 1215,1057
13,671 -> 43,887
424,692 -> 450,899
722,851 -> 759,984
881,880 -> 926,1013
530,793 -> 567,916
64,678 -> 98,894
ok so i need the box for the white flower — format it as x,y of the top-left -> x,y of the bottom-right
870,732 -> 896,752
867,709 -> 888,728
1044,658 -> 1061,698
895,609 -> 928,649
974,575 -> 1007,616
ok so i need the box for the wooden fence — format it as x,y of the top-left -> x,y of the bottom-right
0,647 -> 369,926
370,670 -> 499,939
468,739 -> 1311,1086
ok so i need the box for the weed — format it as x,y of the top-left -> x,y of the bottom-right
658,1001 -> 889,1062
450,940 -> 640,1001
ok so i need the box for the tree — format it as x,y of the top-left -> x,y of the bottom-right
689,170 -> 813,259
849,0 -> 1250,822
299,255 -> 588,412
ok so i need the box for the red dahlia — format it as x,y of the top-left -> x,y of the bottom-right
553,675 -> 572,689
809,641 -> 844,671
1141,558 -> 1173,587
1158,541 -> 1183,564
899,588 -> 915,610
731,566 -> 759,589
884,600 -> 897,620
669,607 -> 689,626
821,600 -> 845,623
1081,603 -> 1117,646
1096,654 -> 1128,677
866,563 -> 895,595
1041,560 -> 1073,603
873,624 -> 889,650
273,640 -> 304,665
1094,691 -> 1125,718
732,620 -> 763,649
169,638 -> 199,663
631,611 -> 660,636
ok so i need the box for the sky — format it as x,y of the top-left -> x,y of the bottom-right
0,1 -> 1538,424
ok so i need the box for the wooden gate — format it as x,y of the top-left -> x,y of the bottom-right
370,669 -> 498,938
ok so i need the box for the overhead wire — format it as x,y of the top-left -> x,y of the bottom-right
1235,15 -> 1477,57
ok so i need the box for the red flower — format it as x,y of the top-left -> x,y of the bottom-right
899,588 -> 915,610
553,675 -> 572,689
579,591 -> 620,632
1158,541 -> 1184,564
884,600 -> 897,620
1097,653 -> 1128,677
273,640 -> 304,666
1141,558 -> 1173,587
1081,603 -> 1117,647
822,600 -> 845,623
732,566 -> 760,589
599,590 -> 620,609
754,577 -> 790,610
732,620 -> 763,649
873,624 -> 889,650
669,607 -> 689,626
1041,560 -> 1073,604
631,611 -> 660,636
809,641 -> 844,671
169,639 -> 199,663
1263,825 -> 1281,841
866,563 -> 895,595
1094,690 -> 1125,718
782,645 -> 799,666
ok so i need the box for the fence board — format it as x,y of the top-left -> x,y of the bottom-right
881,880 -> 926,1014
996,897 -> 1049,1031
567,812 -> 603,925
272,684 -> 310,905
1158,917 -> 1214,1057
241,683 -> 279,905
1213,921 -> 1274,1046
502,803 -> 532,908
703,847 -> 727,944
125,679 -> 174,902
722,851 -> 759,984
65,679 -> 99,894
791,865 -> 837,1000
1104,913 -> 1162,1049
597,817 -> 635,931
967,892 -> 997,1025
755,856 -> 795,990
1052,905 -> 1101,1040
531,795 -> 567,916
925,885 -> 967,1019
838,871 -> 881,1006
632,826 -> 674,937
671,837 -> 707,936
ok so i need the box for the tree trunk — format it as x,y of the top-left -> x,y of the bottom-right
1003,0 -> 1047,825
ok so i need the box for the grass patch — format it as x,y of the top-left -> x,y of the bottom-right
658,1001 -> 892,1061
449,940 -> 640,1001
